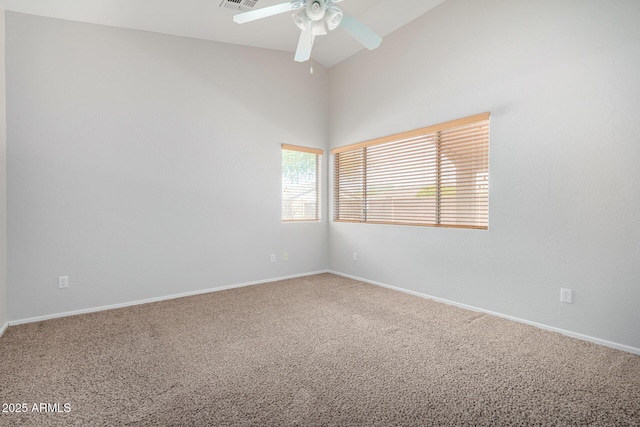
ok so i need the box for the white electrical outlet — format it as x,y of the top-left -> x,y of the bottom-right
58,276 -> 69,289
283,252 -> 288,262
270,254 -> 276,263
560,288 -> 572,304
352,252 -> 358,261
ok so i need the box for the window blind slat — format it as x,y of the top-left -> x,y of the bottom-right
330,113 -> 490,154
333,114 -> 490,229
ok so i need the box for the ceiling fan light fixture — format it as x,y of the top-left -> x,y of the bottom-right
306,0 -> 326,21
325,5 -> 343,31
293,9 -> 310,30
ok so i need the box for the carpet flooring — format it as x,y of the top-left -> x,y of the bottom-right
0,273 -> 639,426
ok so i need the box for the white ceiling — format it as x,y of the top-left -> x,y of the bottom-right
0,0 -> 445,68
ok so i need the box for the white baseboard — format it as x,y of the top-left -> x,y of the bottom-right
329,271 -> 640,356
9,269 -> 639,356
9,270 -> 329,327
0,321 -> 7,339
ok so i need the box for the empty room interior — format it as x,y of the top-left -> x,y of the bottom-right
0,0 -> 639,425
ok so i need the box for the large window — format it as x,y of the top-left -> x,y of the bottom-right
332,113 -> 490,229
282,144 -> 323,222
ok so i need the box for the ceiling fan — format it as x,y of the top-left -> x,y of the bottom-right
233,0 -> 382,62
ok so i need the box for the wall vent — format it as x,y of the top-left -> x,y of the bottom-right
219,0 -> 259,11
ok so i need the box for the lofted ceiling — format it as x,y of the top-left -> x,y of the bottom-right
0,0 -> 445,68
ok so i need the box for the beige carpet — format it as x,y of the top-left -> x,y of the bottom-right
1,273 -> 638,426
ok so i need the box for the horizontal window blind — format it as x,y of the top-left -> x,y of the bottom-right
282,144 -> 323,222
332,113 -> 490,229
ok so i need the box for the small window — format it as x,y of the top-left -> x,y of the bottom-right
282,144 -> 323,222
332,113 -> 490,229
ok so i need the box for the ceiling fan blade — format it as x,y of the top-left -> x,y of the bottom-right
295,26 -> 315,62
312,20 -> 327,36
340,12 -> 382,50
233,1 -> 301,24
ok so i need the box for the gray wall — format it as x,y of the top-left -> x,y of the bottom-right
328,0 -> 640,350
6,13 -> 329,321
5,1 -> 640,353
0,7 -> 7,332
